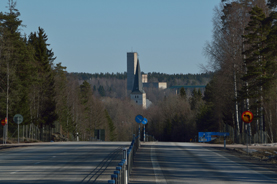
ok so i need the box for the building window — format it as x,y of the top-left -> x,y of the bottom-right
136,101 -> 138,103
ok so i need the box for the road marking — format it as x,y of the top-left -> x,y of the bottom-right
10,171 -> 17,174
151,145 -> 167,184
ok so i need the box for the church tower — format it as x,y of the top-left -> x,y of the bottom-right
130,60 -> 146,109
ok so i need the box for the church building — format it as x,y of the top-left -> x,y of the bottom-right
130,60 -> 146,109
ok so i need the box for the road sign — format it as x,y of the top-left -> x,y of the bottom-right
142,118 -> 148,125
1,119 -> 5,126
13,114 -> 23,124
135,114 -> 144,123
241,111 -> 253,123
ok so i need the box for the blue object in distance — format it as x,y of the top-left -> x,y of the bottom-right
142,118 -> 148,125
198,132 -> 230,142
135,114 -> 144,123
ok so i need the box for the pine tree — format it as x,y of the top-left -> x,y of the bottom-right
179,87 -> 186,99
242,5 -> 272,142
104,109 -> 116,141
0,0 -> 29,141
28,27 -> 58,139
190,88 -> 202,110
242,6 -> 269,99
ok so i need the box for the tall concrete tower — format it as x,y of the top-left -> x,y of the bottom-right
127,52 -> 138,93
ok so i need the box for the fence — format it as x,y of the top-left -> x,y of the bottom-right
223,124 -> 268,144
108,134 -> 140,184
0,122 -> 72,143
108,130 -> 159,184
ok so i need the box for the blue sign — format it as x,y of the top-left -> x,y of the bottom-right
142,118 -> 148,125
198,132 -> 229,142
135,114 -> 144,123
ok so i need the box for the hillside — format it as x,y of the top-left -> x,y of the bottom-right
70,72 -> 212,103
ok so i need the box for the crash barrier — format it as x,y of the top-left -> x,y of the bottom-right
108,135 -> 140,184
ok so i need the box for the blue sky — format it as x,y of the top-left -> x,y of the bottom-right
0,0 -> 220,74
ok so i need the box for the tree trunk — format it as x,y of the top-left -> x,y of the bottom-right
5,61 -> 9,144
260,89 -> 264,144
234,64 -> 240,139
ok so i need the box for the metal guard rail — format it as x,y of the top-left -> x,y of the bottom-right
108,135 -> 140,184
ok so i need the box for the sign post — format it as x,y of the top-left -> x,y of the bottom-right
135,115 -> 144,142
224,133 -> 226,149
241,111 -> 253,154
1,119 -> 6,145
13,114 -> 23,143
142,118 -> 148,142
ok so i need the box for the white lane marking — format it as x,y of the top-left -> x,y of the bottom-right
52,156 -> 56,158
10,171 -> 17,174
151,145 -> 167,184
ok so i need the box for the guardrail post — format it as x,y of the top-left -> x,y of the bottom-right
114,171 -> 120,184
111,174 -> 117,184
122,148 -> 128,184
108,180 -> 115,184
122,159 -> 127,184
116,167 -> 121,184
118,162 -> 124,184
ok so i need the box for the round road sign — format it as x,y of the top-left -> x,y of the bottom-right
13,114 -> 23,124
1,119 -> 6,126
241,111 -> 253,123
142,118 -> 148,125
135,114 -> 144,123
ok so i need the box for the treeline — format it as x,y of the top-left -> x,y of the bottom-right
71,72 -> 127,80
199,0 -> 277,143
72,72 -> 211,86
145,88 -> 203,142
0,1 -> 144,142
72,72 -> 211,103
146,72 -> 212,86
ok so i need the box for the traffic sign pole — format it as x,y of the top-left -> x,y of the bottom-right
143,125 -> 145,142
18,118 -> 19,143
2,126 -> 4,145
13,114 -> 23,144
247,125 -> 249,154
138,124 -> 140,141
241,111 -> 253,155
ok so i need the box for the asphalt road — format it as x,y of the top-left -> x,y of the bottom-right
0,142 -> 129,184
129,142 -> 277,184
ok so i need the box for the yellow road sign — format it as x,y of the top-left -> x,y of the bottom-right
241,111 -> 253,123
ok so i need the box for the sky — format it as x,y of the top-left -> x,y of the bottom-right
0,0 -> 221,74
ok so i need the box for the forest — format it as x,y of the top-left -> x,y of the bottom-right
200,0 -> 277,143
72,72 -> 211,102
1,0 -> 277,143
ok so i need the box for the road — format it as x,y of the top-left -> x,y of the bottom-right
0,142 -> 129,184
129,142 -> 277,184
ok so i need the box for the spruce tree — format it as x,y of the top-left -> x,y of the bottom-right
242,6 -> 269,99
28,27 -> 58,138
179,87 -> 186,99
0,0 -> 29,140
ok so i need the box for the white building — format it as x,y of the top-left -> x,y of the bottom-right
143,82 -> 167,90
142,74 -> 148,83
130,60 -> 146,109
